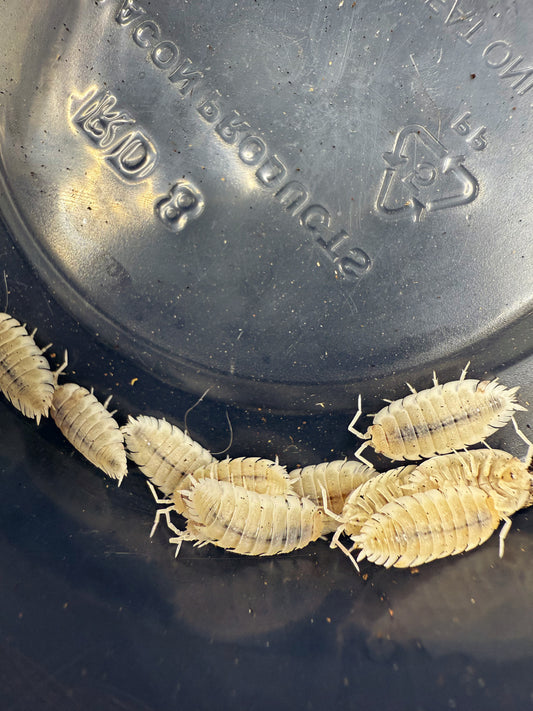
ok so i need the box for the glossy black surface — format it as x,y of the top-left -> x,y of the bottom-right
0,2 -> 532,709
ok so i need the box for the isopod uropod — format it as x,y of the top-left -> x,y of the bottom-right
171,456 -> 293,514
351,484 -> 502,569
289,459 -> 377,534
51,382 -> 127,483
121,414 -> 216,495
0,312 -> 67,424
349,363 -> 526,465
151,479 -> 325,558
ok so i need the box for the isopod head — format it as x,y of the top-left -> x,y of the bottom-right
488,456 -> 530,516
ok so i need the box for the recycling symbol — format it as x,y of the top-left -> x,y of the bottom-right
376,124 -> 479,222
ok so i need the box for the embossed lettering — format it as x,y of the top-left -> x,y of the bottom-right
336,250 -> 372,279
216,111 -> 250,144
168,58 -> 204,94
109,3 -> 373,277
450,112 -> 488,151
466,126 -> 487,151
483,40 -> 512,68
155,180 -> 205,232
451,111 -> 471,136
275,181 -> 309,215
458,20 -> 484,45
315,229 -> 371,280
256,156 -> 287,187
152,40 -> 180,69
317,230 -> 350,255
499,56 -> 533,94
106,131 -> 157,181
424,0 -> 446,12
133,19 -> 160,48
115,0 -> 146,26
197,92 -> 221,123
444,1 -> 475,26
300,205 -> 330,232
71,88 -> 134,149
238,136 -> 267,165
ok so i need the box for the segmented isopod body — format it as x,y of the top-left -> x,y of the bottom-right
0,312 -> 61,424
403,449 -> 531,518
171,456 -> 293,514
352,485 -> 500,569
349,364 -> 526,464
289,459 -> 377,534
51,383 -> 127,483
121,415 -> 215,494
333,464 -> 418,539
168,479 -> 324,557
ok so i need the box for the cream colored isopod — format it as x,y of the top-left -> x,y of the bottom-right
326,464 -> 417,543
289,459 -> 377,534
171,456 -> 294,514
121,414 -> 216,495
51,383 -> 127,483
349,363 -> 526,465
151,479 -> 325,558
402,448 -> 532,519
352,484 -> 502,569
0,312 -> 66,424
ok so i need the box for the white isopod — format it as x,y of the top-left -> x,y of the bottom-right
328,442 -> 533,569
403,447 -> 532,519
51,382 -> 127,483
171,456 -> 293,514
121,414 -> 215,495
0,312 -> 67,423
349,363 -> 526,465
289,459 -> 377,534
352,484 -> 505,569
150,479 -> 325,558
322,464 -> 417,563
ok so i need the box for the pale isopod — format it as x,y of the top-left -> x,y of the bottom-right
121,415 -> 215,495
351,484 -> 502,569
151,479 -> 324,557
0,312 -> 67,424
329,464 -> 417,536
403,448 -> 531,518
349,363 -> 526,465
289,459 -> 377,534
171,456 -> 293,514
51,382 -> 127,483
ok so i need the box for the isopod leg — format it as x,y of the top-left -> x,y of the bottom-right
318,483 -> 343,523
168,537 -> 184,558
354,442 -> 374,468
347,395 -> 368,439
330,535 -> 360,573
498,516 -> 512,558
329,525 -> 345,551
150,506 -> 178,538
53,351 -> 69,384
459,361 -> 471,381
511,416 -> 533,469
146,480 -> 173,505
169,532 -> 197,558
405,382 -> 417,394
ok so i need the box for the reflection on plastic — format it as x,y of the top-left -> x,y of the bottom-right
338,531 -> 533,661
171,555 -> 330,643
